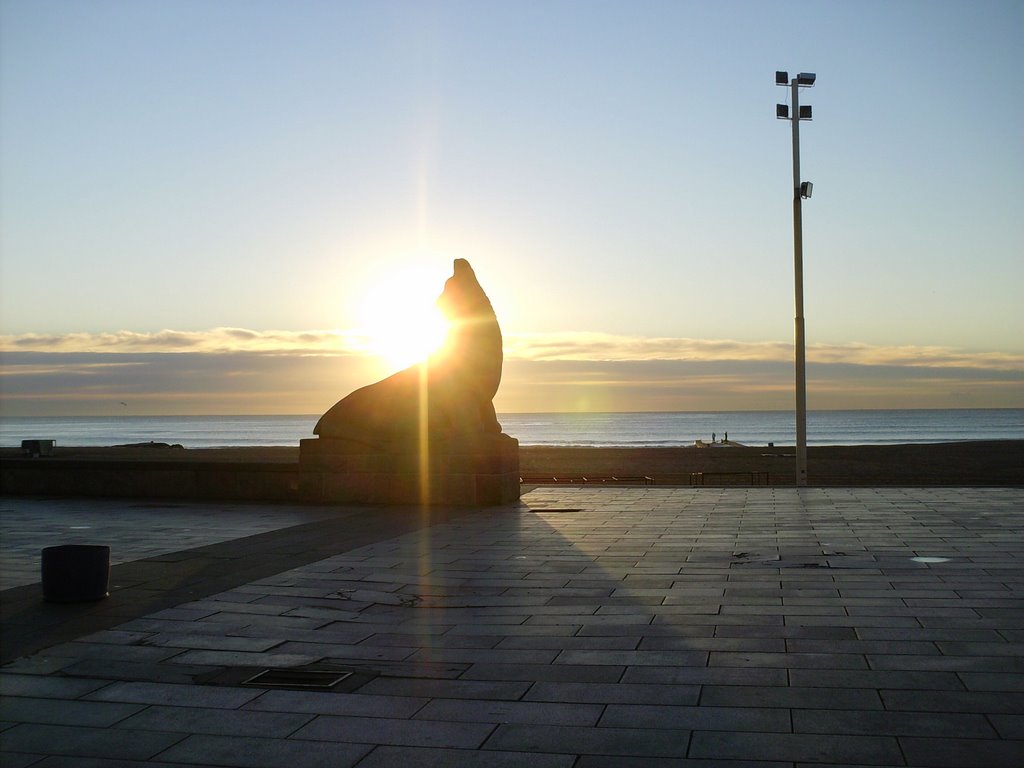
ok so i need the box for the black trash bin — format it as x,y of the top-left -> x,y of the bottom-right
41,544 -> 111,602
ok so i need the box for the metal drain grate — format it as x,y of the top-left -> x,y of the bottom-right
242,668 -> 353,690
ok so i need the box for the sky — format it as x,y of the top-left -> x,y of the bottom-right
1,0 -> 1022,416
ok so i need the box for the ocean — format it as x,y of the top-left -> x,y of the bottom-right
1,410 -> 1022,449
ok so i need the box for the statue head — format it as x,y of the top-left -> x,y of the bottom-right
436,258 -> 495,324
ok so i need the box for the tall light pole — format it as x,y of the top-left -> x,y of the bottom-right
776,70 -> 815,487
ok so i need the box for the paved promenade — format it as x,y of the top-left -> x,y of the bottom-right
2,487 -> 1023,767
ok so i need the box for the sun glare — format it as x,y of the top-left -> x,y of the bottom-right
357,268 -> 450,372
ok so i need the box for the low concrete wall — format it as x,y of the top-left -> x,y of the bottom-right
1,451 -> 521,506
299,433 -> 520,506
1,458 -> 311,502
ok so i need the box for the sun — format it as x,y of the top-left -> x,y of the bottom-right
357,267 -> 450,372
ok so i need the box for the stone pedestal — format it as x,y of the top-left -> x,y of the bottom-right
299,433 -> 519,506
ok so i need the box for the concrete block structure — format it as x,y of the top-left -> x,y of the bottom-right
299,433 -> 520,506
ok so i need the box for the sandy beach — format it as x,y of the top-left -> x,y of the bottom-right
518,441 -> 1024,486
4,440 -> 1022,486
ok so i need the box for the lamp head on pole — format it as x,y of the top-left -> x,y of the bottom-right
775,70 -> 817,120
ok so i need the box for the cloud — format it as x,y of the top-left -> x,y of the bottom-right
503,332 -> 1024,371
0,350 -> 381,416
1,328 -> 371,355
4,328 -> 1022,371
1,328 -> 1021,416
496,358 -> 1024,412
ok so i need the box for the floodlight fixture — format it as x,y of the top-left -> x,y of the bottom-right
775,71 -> 789,85
801,181 -> 813,199
797,72 -> 816,86
776,104 -> 789,119
799,105 -> 812,120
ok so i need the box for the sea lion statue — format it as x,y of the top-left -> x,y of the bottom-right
314,258 -> 503,448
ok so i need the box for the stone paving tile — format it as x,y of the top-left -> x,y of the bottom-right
866,653 -> 1024,672
0,673 -> 109,699
404,647 -> 559,665
576,758 -> 792,768
793,708 -> 997,737
144,633 -> 285,652
271,640 -> 418,662
27,760 -> 209,768
785,638 -> 940,654
788,668 -> 966,690
525,681 -> 700,705
530,613 -> 655,625
84,680 -> 261,708
716,624 -> 859,640
357,677 -> 531,701
155,733 -> 372,767
414,698 -> 604,726
30,641 -> 184,663
461,662 -> 625,683
0,754 -> 45,768
575,623 -> 712,637
624,665 -> 789,686
75,629 -> 166,645
640,636 -> 786,652
179,599 -> 293,616
1,722 -> 186,760
600,704 -> 790,732
360,632 -> 505,649
68,656 -> 204,685
989,714 -> 1024,739
496,635 -> 641,650
116,704 -> 315,737
0,696 -> 144,727
710,650 -> 869,669
555,649 -> 709,667
184,614 -> 331,632
946,666 -> 1024,689
688,730 -> 903,764
115,617 -> 253,636
244,689 -> 428,718
356,745 -> 574,767
700,684 -> 883,710
484,723 -> 692,758
938,641 -> 1024,655
167,649 -> 322,667
880,689 -> 1024,713
292,714 -> 494,748
228,623 -> 377,645
898,737 -> 1024,768
785,615 -> 925,628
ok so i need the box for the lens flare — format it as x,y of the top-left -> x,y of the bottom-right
357,271 -> 450,372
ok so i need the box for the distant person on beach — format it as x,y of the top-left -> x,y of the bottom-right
725,432 -> 728,443
712,432 -> 716,443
